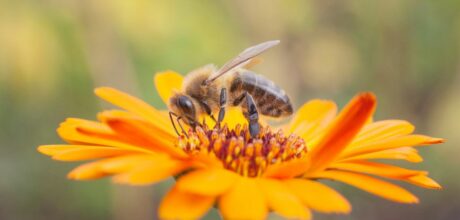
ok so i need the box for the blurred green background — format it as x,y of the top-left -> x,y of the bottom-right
1,0 -> 459,219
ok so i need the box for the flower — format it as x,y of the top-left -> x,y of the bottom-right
38,71 -> 444,220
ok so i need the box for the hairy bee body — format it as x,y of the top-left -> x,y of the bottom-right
168,40 -> 291,136
178,65 -> 293,119
230,70 -> 293,118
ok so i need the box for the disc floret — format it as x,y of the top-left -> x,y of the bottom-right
176,124 -> 308,177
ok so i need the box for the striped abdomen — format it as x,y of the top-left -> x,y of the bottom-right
229,71 -> 293,118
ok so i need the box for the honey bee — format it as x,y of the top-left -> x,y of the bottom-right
168,40 -> 293,138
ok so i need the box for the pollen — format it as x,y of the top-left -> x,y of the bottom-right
176,124 -> 308,177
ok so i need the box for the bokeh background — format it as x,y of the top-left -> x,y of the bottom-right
1,0 -> 459,219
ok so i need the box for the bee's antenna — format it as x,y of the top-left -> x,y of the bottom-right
176,117 -> 189,138
169,111 -> 181,136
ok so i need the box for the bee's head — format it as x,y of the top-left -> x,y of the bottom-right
169,94 -> 198,126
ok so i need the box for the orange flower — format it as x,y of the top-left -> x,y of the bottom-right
38,71 -> 444,220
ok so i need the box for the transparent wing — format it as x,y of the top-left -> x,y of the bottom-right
204,40 -> 280,85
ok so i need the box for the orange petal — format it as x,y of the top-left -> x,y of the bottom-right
338,147 -> 423,163
257,178 -> 311,219
330,160 -> 425,179
99,155 -> 162,173
94,87 -> 170,127
340,135 -> 444,158
406,174 -> 441,189
158,185 -> 215,220
350,120 -> 415,148
154,71 -> 184,105
284,179 -> 351,213
99,110 -> 187,158
38,145 -> 136,161
57,118 -> 152,154
176,168 -> 238,196
67,161 -> 109,180
219,177 -> 267,220
289,100 -> 337,142
263,158 -> 311,179
67,154 -> 164,180
314,170 -> 419,203
98,109 -> 176,138
112,156 -> 189,185
307,93 -> 377,174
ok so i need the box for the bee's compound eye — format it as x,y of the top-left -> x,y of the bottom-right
177,96 -> 195,116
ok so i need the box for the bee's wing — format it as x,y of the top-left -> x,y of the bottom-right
205,40 -> 280,84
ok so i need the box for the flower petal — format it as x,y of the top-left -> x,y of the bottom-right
306,93 -> 377,174
340,135 -> 444,158
99,110 -> 187,158
94,87 -> 170,126
67,155 -> 164,180
57,118 -> 153,154
289,100 -> 337,142
314,170 -> 419,203
284,179 -> 351,213
407,175 -> 442,189
338,147 -> 423,163
258,178 -> 311,219
158,185 -> 215,220
330,160 -> 425,179
112,156 -> 189,185
263,158 -> 311,179
38,145 -> 136,161
219,177 -> 267,220
67,161 -> 109,180
154,71 -> 184,105
98,155 -> 162,173
350,120 -> 415,148
176,168 -> 238,196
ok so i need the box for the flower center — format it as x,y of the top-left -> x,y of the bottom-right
175,124 -> 308,177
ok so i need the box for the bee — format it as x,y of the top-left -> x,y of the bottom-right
168,40 -> 293,138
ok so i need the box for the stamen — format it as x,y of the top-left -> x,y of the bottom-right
175,124 -> 308,177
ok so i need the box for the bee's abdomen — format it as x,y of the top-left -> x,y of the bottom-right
230,71 -> 293,118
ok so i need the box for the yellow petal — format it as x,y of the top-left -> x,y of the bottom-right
289,100 -> 337,142
99,155 -> 161,173
306,93 -> 377,174
338,147 -> 423,163
99,110 -> 187,158
176,168 -> 238,196
154,70 -> 184,105
57,118 -> 152,154
94,87 -> 170,127
263,158 -> 310,179
330,160 -> 424,179
284,179 -> 351,213
67,155 -> 164,180
67,161 -> 108,180
112,156 -> 189,185
258,178 -> 311,219
219,177 -> 267,220
159,185 -> 215,220
406,175 -> 442,189
314,170 -> 419,203
221,107 -> 251,130
38,145 -> 136,161
350,120 -> 415,148
341,135 -> 444,158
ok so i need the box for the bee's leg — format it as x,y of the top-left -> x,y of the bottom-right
200,100 -> 217,122
244,92 -> 260,138
217,88 -> 227,125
